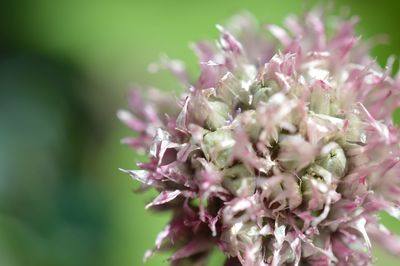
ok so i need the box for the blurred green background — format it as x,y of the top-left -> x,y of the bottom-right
1,0 -> 400,265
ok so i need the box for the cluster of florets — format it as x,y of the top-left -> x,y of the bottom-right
119,8 -> 400,266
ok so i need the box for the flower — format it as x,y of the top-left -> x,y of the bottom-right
119,8 -> 400,266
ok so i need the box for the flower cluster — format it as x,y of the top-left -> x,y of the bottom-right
119,8 -> 400,266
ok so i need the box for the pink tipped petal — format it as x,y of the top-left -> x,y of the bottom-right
146,190 -> 181,209
169,238 -> 214,261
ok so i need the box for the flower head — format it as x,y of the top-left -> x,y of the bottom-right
120,8 -> 400,266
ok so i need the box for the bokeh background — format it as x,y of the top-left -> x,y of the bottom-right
1,0 -> 400,265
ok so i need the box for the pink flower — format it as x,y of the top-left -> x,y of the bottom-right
119,8 -> 400,266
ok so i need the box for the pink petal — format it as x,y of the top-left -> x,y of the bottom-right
146,190 -> 181,209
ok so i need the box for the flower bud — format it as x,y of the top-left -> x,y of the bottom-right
310,83 -> 330,115
329,97 -> 340,116
278,134 -> 316,171
306,164 -> 334,186
252,86 -> 273,107
235,110 -> 261,141
203,128 -> 235,168
316,142 -> 347,179
345,112 -> 366,144
205,100 -> 231,130
216,72 -> 250,105
222,164 -> 255,196
301,174 -> 326,211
